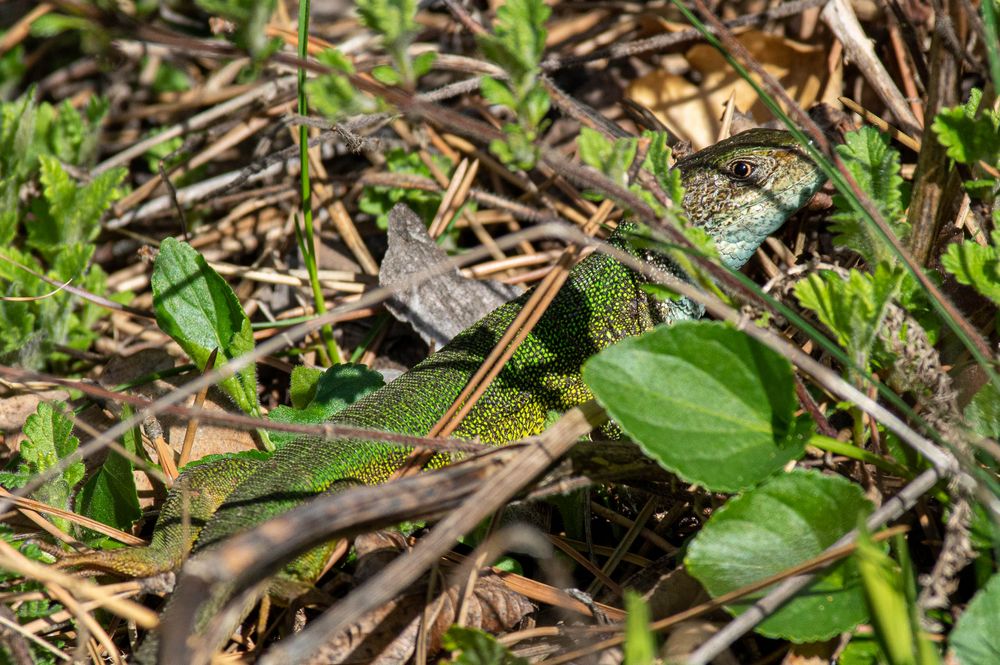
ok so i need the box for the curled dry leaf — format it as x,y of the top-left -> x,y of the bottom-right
627,28 -> 842,148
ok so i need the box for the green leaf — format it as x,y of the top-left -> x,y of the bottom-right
642,130 -> 684,206
441,626 -> 529,665
307,49 -> 375,121
476,0 -> 549,84
830,127 -> 910,265
289,365 -> 325,409
371,64 -> 401,85
941,232 -> 1000,305
480,75 -> 518,110
412,51 -> 436,78
686,470 -> 873,640
578,127 -> 638,188
855,527 -> 930,665
75,405 -> 141,537
268,364 -> 384,447
356,0 -> 418,49
794,266 -> 901,368
931,89 -> 1000,166
19,402 -> 84,534
839,635 -> 890,665
583,321 -> 809,492
151,238 -> 261,418
624,591 -> 656,665
358,147 -> 451,228
27,156 -> 126,261
948,573 -> 1000,665
965,381 -> 1000,439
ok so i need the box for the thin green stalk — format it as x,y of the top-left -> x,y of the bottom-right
808,434 -> 910,478
297,0 -> 342,365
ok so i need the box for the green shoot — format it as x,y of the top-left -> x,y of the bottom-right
298,0 -> 342,365
477,0 -> 551,169
356,0 -> 433,87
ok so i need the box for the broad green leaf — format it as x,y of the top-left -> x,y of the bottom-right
583,321 -> 809,492
441,626 -> 529,665
268,364 -> 384,447
948,573 -> 1000,665
75,405 -> 142,538
151,238 -> 261,418
18,402 -> 84,534
686,470 -> 873,641
624,591 -> 655,665
941,233 -> 1000,305
830,127 -> 910,265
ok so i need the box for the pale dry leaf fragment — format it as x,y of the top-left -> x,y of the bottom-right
627,29 -> 841,148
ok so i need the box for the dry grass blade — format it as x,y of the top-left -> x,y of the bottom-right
0,540 -> 157,629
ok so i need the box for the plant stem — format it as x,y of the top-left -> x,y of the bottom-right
808,433 -> 910,478
297,0 -> 341,365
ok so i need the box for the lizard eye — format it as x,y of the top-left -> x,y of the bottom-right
727,159 -> 756,179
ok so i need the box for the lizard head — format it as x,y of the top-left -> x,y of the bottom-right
675,128 -> 826,269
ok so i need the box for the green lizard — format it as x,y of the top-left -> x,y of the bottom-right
68,127 -> 825,649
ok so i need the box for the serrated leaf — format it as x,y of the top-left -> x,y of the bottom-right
642,130 -> 684,206
583,321 -> 809,492
19,402 -> 84,534
941,233 -> 1000,305
830,127 -> 910,265
948,573 -> 1000,665
356,0 -> 418,47
268,364 -> 384,447
27,156 -> 126,260
794,266 -> 900,367
686,470 -> 873,641
151,238 -> 261,418
931,89 -> 1000,166
75,405 -> 141,537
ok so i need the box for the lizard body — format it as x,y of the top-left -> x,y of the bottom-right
69,128 -> 825,625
